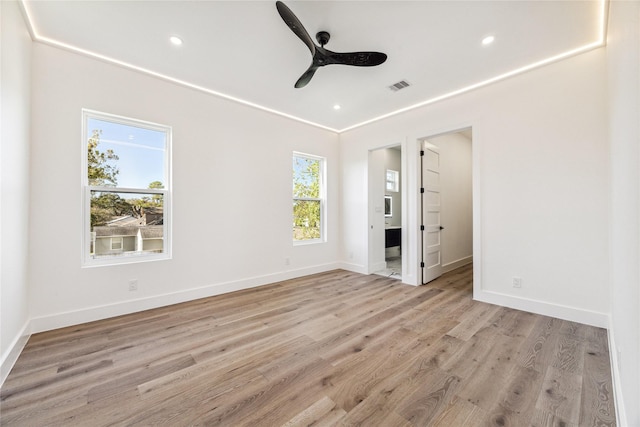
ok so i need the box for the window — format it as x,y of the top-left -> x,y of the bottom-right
293,153 -> 325,243
110,237 -> 123,251
386,169 -> 399,192
82,110 -> 171,266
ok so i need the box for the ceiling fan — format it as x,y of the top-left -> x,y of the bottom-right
275,1 -> 388,88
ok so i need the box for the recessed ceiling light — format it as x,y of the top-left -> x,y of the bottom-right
169,36 -> 183,46
333,104 -> 341,110
19,0 -> 606,134
482,35 -> 495,46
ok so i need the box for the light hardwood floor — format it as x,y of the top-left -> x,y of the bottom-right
0,265 -> 616,426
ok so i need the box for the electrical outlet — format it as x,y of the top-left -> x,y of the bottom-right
285,257 -> 290,266
129,279 -> 138,291
512,277 -> 522,288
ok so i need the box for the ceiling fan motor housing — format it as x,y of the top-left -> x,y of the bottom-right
316,31 -> 330,46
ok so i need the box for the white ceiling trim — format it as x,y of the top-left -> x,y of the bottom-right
19,0 -> 608,135
19,0 -> 339,133
341,39 -> 607,133
341,0 -> 608,133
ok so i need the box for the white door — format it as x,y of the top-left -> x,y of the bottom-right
421,141 -> 443,284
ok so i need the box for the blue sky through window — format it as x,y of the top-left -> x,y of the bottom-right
293,156 -> 318,193
88,118 -> 166,191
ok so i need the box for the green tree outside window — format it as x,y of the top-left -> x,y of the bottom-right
293,155 -> 323,241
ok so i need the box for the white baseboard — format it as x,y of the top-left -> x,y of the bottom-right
1,320 -> 31,386
476,289 -> 623,420
442,255 -> 473,274
30,262 -> 341,334
607,319 -> 628,427
9,262 -> 620,423
337,261 -> 368,275
401,272 -> 418,286
367,261 -> 387,274
474,289 -> 609,328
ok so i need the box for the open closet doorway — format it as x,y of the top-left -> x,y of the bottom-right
369,145 -> 403,280
419,129 -> 473,284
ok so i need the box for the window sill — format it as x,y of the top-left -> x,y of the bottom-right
82,252 -> 171,268
293,239 -> 325,246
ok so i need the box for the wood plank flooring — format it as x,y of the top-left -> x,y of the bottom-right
0,265 -> 616,426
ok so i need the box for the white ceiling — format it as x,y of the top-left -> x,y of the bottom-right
22,1 -> 605,132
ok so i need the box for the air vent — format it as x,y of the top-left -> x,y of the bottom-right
388,80 -> 411,92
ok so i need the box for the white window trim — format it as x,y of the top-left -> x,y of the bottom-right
81,109 -> 172,267
293,152 -> 326,245
386,169 -> 399,192
110,237 -> 124,251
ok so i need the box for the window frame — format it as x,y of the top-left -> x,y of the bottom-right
292,152 -> 326,245
110,236 -> 124,251
81,109 -> 172,267
386,169 -> 400,192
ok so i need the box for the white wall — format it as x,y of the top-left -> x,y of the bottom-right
0,6 -> 632,418
28,43 -> 340,331
428,132 -> 472,271
607,1 -> 640,425
0,0 -> 32,382
340,48 -> 610,326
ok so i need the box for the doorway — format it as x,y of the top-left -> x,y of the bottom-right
420,129 -> 473,284
369,145 -> 403,280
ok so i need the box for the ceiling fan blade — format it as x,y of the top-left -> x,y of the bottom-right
328,51 -> 388,67
276,1 -> 316,55
275,2 -> 388,88
295,65 -> 319,88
